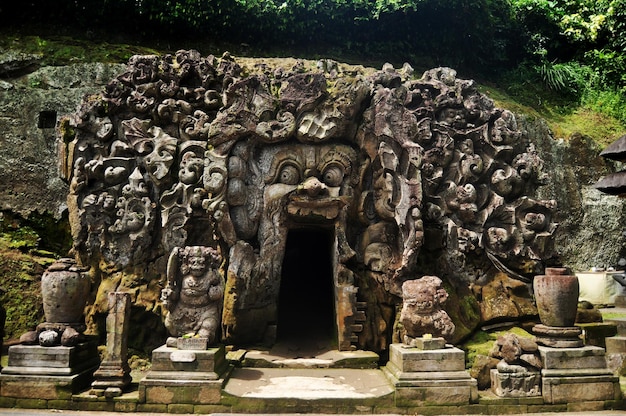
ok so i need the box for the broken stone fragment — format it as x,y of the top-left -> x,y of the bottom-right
519,353 -> 542,369
19,330 -> 38,345
61,326 -> 80,346
39,329 -> 59,346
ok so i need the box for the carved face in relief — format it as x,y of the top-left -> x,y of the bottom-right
259,143 -> 357,222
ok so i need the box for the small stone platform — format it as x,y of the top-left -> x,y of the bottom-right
384,342 -> 478,407
539,345 -> 621,404
0,342 -> 100,400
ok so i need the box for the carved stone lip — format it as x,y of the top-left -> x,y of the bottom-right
286,196 -> 347,220
594,171 -> 626,195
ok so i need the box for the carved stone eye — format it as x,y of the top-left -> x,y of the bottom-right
322,165 -> 344,187
279,164 -> 300,185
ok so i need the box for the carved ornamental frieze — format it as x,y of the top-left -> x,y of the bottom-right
61,51 -> 557,351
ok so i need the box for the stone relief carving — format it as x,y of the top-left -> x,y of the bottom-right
161,246 -> 224,344
62,51 -> 557,352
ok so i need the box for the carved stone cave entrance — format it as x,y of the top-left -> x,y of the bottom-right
61,51 -> 559,359
278,228 -> 336,350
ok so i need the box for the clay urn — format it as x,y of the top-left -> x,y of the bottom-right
41,258 -> 90,324
533,267 -> 579,327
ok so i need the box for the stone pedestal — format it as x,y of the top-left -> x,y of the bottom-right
91,292 -> 132,397
383,342 -> 477,407
139,344 -> 231,405
539,345 -> 621,404
0,341 -> 99,399
533,324 -> 583,348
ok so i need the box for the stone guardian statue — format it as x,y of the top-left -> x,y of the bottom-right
400,276 -> 455,345
161,246 -> 224,345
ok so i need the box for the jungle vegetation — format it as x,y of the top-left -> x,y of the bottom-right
3,0 -> 626,130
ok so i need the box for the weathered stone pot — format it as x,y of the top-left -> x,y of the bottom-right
41,258 -> 90,324
533,267 -> 579,327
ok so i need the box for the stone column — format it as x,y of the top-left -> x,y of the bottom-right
91,291 -> 132,397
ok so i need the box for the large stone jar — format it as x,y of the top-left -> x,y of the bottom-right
41,258 -> 90,324
533,267 -> 579,327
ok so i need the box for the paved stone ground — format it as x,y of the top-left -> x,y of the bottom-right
1,410 -> 626,416
224,367 -> 394,399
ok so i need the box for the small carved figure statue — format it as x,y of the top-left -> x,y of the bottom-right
400,276 -> 455,344
161,246 -> 224,344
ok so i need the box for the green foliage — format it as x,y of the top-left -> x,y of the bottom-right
0,237 -> 47,339
582,88 -> 626,126
537,60 -> 590,95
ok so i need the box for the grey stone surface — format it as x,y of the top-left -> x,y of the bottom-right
0,62 -> 125,219
2,342 -> 99,375
490,368 -> 541,398
527,118 -> 626,272
538,345 -> 608,370
388,343 -> 466,373
147,344 -> 227,375
384,343 -> 477,405
242,346 -> 379,368
542,374 -> 621,403
536,345 -> 621,403
0,368 -> 96,399
91,292 -> 132,394
223,367 -> 394,399
606,335 -> 626,353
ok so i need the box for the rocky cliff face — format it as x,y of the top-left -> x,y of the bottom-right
0,52 -> 125,219
522,116 -> 626,271
1,52 -> 624,350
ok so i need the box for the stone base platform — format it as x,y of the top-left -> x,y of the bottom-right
383,343 -> 478,407
0,367 -> 97,400
139,344 -> 231,405
1,342 -> 99,376
0,342 -> 100,399
539,345 -> 622,404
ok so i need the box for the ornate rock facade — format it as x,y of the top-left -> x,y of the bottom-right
61,51 -> 557,352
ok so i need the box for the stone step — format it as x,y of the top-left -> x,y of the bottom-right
603,316 -> 626,336
606,335 -> 626,353
240,348 -> 379,369
222,367 -> 394,411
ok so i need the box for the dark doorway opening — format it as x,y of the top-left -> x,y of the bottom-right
278,228 -> 335,349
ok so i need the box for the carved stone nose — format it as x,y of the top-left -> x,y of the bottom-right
299,176 -> 327,197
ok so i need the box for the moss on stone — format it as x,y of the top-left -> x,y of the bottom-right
460,326 -> 533,369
